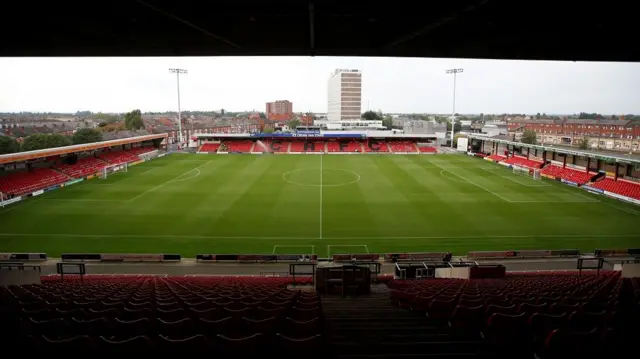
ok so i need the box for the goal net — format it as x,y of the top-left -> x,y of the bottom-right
532,169 -> 541,180
138,150 -> 159,161
513,166 -> 541,180
100,163 -> 128,179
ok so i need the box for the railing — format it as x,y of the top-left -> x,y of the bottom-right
0,262 -> 41,272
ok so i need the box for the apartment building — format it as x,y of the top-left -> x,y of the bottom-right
327,69 -> 362,121
265,100 -> 293,121
507,117 -> 640,152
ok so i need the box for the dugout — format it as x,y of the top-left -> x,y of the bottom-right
316,264 -> 372,297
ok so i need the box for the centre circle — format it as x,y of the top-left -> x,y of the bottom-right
282,168 -> 361,187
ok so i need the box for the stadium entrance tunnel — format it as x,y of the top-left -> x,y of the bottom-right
282,169 -> 361,187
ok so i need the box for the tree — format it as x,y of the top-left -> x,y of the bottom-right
576,137 -> 589,150
446,121 -> 462,132
382,115 -> 393,128
72,128 -> 103,144
0,136 -> 19,154
453,134 -> 465,147
361,111 -> 383,121
286,119 -> 301,130
521,129 -> 537,144
94,112 -> 119,123
22,133 -> 72,151
124,109 -> 144,130
263,127 -> 274,134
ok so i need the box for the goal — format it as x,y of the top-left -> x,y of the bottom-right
100,163 -> 128,179
513,165 -> 541,180
532,169 -> 541,180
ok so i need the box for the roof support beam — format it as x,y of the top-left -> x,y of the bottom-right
308,2 -> 316,55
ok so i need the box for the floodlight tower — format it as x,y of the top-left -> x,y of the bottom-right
445,68 -> 463,149
169,68 -> 188,144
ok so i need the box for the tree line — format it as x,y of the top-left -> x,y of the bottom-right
0,128 -> 104,155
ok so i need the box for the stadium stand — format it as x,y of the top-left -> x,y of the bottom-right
591,178 -> 640,200
99,151 -> 141,164
127,147 -> 157,156
270,141 -> 291,153
388,271 -> 638,358
200,139 -> 440,154
418,146 -> 438,153
487,154 -> 506,162
289,140 -> 325,153
310,141 -> 326,153
2,272 -> 637,356
2,276 -> 322,353
363,141 -> 390,153
540,165 -> 593,185
55,157 -> 107,178
388,141 -> 418,153
289,140 -> 306,152
504,156 -> 544,169
0,168 -> 68,196
326,141 -> 340,152
198,143 -> 221,153
222,140 -> 254,153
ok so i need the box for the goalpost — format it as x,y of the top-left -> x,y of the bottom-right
532,168 -> 541,180
513,165 -> 541,180
100,163 -> 128,179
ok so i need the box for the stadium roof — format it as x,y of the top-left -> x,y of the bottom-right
0,134 -> 167,165
1,0 -> 637,62
468,134 -> 640,165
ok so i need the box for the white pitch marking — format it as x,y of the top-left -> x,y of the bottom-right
428,159 -> 513,202
127,160 -> 211,202
500,175 -> 550,187
281,168 -> 361,187
319,155 -> 323,239
327,244 -> 371,257
272,245 -> 315,254
43,199 -> 126,202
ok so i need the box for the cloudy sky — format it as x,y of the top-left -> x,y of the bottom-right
1,57 -> 639,115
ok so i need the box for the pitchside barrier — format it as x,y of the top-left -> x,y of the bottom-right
594,248 -> 640,257
0,253 -> 48,261
384,252 -> 451,263
467,249 -> 581,260
196,254 -> 318,263
332,254 -> 380,262
60,253 -> 181,262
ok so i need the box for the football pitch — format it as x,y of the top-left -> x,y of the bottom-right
0,153 -> 638,257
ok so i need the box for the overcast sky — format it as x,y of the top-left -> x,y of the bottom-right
1,57 -> 639,115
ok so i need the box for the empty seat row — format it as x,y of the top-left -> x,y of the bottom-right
0,168 -> 68,196
23,333 -> 324,354
591,178 -> 640,200
540,165 -> 593,184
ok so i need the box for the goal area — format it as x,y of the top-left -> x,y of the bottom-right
100,163 -> 128,179
513,165 -> 541,180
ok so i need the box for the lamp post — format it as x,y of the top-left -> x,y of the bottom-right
169,68 -> 187,145
446,68 -> 463,149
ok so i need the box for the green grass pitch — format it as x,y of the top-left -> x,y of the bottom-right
0,153 -> 638,257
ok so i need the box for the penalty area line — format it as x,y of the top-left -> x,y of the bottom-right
126,160 -> 212,202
